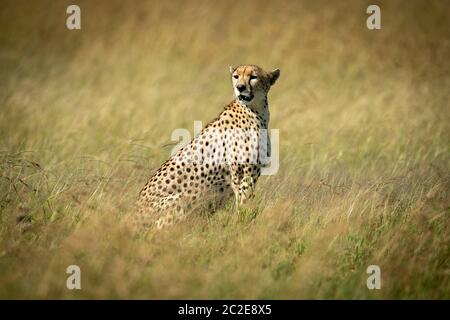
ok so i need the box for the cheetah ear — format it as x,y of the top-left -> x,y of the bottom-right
269,69 -> 280,85
229,66 -> 236,74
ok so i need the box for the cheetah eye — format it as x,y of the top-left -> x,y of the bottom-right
233,75 -> 239,79
249,75 -> 257,80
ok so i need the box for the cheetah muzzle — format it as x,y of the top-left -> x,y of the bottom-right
238,93 -> 254,102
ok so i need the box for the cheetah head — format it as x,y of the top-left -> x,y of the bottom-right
230,65 -> 280,105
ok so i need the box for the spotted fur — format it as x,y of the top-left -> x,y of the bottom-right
135,65 -> 280,230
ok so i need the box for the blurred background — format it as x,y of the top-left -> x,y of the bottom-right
0,0 -> 449,299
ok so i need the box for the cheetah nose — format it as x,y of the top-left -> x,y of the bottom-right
237,84 -> 246,92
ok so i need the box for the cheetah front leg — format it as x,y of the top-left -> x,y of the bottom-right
238,175 -> 256,204
230,165 -> 256,207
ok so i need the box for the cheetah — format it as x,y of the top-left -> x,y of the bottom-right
135,65 -> 280,229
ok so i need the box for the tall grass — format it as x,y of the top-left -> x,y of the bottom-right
0,0 -> 449,298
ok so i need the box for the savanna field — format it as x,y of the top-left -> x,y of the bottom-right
0,0 -> 449,299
